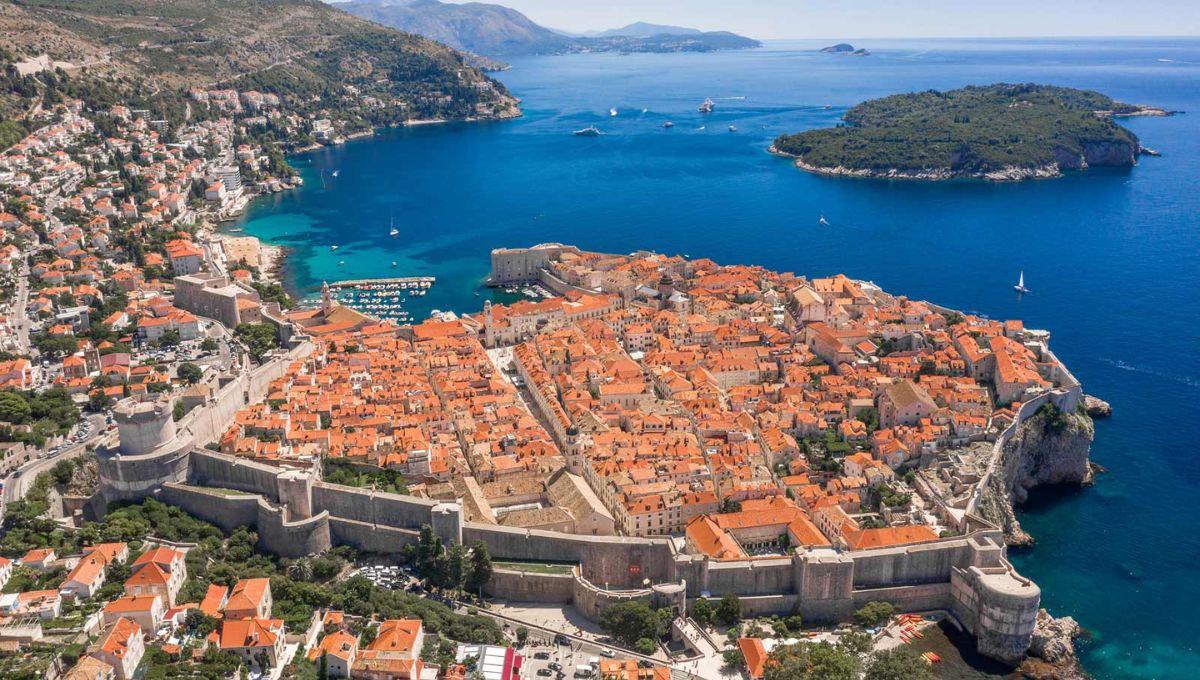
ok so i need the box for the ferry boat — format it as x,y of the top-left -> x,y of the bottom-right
1014,271 -> 1030,294
699,97 -> 715,113
573,125 -> 602,137
662,121 -> 674,128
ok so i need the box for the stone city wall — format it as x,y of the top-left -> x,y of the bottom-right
96,436 -> 191,503
159,482 -> 331,558
701,557 -> 796,598
311,482 -> 440,529
159,483 -> 260,531
327,517 -> 420,554
850,582 -> 953,612
461,522 -> 676,589
964,385 -> 1081,526
100,443 -> 1041,662
190,448 -> 286,501
950,564 -> 1041,665
485,568 -> 575,604
732,594 -> 801,619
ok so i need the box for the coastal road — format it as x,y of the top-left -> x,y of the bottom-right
0,416 -> 110,521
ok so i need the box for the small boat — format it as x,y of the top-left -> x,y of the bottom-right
1014,271 -> 1030,294
389,215 -> 399,237
728,124 -> 737,132
609,107 -> 618,117
332,170 -> 339,177
573,125 -> 602,137
330,245 -> 339,251
338,260 -> 345,266
391,262 -> 397,267
699,97 -> 715,113
641,108 -> 648,114
662,121 -> 674,128
823,104 -> 832,110
698,126 -> 706,131
818,214 -> 829,226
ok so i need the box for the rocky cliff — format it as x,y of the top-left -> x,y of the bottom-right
1019,610 -> 1091,680
978,404 -> 1094,545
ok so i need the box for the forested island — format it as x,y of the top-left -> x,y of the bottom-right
772,84 -> 1168,181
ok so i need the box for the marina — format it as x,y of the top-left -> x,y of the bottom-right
325,276 -> 436,323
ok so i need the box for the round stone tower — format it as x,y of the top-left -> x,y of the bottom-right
114,395 -> 177,455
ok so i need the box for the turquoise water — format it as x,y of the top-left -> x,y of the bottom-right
236,39 -> 1200,679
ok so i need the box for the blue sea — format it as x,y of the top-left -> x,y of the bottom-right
235,38 -> 1200,679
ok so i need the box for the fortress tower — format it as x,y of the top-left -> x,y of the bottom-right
97,395 -> 192,505
114,395 -> 177,456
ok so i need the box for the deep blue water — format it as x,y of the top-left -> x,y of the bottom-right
236,38 -> 1200,679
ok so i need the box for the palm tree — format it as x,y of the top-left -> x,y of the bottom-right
287,558 -> 313,582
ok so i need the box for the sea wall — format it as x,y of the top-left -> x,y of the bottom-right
951,565 -> 1042,666
970,389 -> 1093,544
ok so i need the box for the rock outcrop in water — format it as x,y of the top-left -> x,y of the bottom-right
1020,610 -> 1090,680
978,404 -> 1095,546
1083,394 -> 1112,418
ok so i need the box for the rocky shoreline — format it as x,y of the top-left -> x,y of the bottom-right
971,404 -> 1097,674
976,404 -> 1095,547
1021,610 -> 1091,680
770,144 -> 1142,182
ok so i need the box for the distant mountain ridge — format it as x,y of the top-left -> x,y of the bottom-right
590,22 -> 703,38
339,0 -> 760,57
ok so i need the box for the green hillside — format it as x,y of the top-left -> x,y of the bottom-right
0,0 -> 518,125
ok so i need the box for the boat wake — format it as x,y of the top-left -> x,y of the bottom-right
1099,357 -> 1200,389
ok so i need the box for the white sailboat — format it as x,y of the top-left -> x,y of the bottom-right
388,215 -> 399,237
1013,271 -> 1030,294
610,107 -> 618,117
818,214 -> 829,226
332,170 -> 339,178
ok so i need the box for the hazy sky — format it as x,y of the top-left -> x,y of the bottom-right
441,0 -> 1200,40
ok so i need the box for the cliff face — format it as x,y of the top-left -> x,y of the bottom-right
978,405 -> 1095,545
1052,139 -> 1140,171
1020,610 -> 1091,680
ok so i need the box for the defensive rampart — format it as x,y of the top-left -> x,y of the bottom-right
158,482 -> 331,558
100,446 -> 1040,665
96,342 -> 311,506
